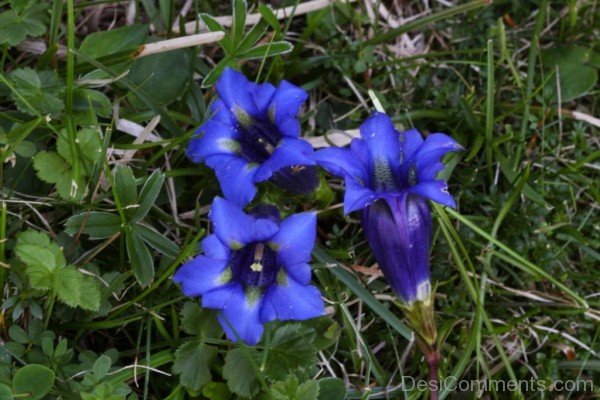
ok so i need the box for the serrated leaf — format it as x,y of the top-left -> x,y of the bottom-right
9,68 -> 64,116
223,348 -> 261,398
33,151 -> 69,184
56,128 -> 101,169
15,231 -> 64,271
264,324 -> 318,381
239,41 -> 292,60
132,224 -> 178,258
180,301 -> 222,338
133,170 -> 165,222
55,266 -> 83,308
0,4 -> 47,46
77,276 -> 101,311
65,211 -> 121,239
271,376 -> 319,400
317,378 -> 346,400
173,340 -> 217,391
126,227 -> 154,287
12,364 -> 54,400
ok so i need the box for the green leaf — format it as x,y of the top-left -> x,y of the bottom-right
232,0 -> 247,46
264,324 -> 318,381
235,19 -> 268,54
173,340 -> 217,391
79,23 -> 148,59
77,276 -> 102,311
126,227 -> 154,287
132,224 -> 178,258
9,68 -> 64,116
270,375 -> 319,400
180,301 -> 222,338
57,128 -> 102,168
2,116 -> 44,162
64,211 -> 122,239
0,4 -> 48,46
33,151 -> 69,184
127,46 -> 191,107
317,378 -> 346,400
239,41 -> 293,60
12,364 -> 54,400
0,383 -> 12,400
55,266 -> 83,308
200,14 -> 232,54
92,355 -> 112,380
132,169 -> 165,222
223,348 -> 260,398
15,230 -> 64,272
114,166 -> 138,210
73,88 -> 112,118
8,325 -> 29,344
201,57 -> 231,88
542,45 -> 599,101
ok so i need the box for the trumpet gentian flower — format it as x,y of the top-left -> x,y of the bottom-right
187,67 -> 318,207
173,197 -> 324,345
315,112 -> 461,303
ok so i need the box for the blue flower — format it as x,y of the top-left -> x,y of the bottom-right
315,112 -> 462,303
173,197 -> 325,345
187,67 -> 318,207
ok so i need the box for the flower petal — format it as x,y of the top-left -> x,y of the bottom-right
210,197 -> 257,248
282,262 -> 312,285
253,82 -> 276,115
359,112 -> 402,191
409,133 -> 462,172
343,177 -> 379,214
361,195 -> 432,303
261,273 -> 324,321
201,234 -> 230,260
269,80 -> 308,131
269,212 -> 316,265
408,180 -> 456,208
210,156 -> 259,208
218,287 -> 264,345
187,120 -> 240,163
314,146 -> 368,183
254,138 -> 316,182
209,99 -> 237,126
215,67 -> 260,118
400,128 -> 424,163
202,283 -> 239,309
173,256 -> 229,297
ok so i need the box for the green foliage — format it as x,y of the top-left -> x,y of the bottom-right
12,364 -> 54,400
0,2 -> 48,46
222,348 -> 261,398
14,231 -> 101,311
270,375 -> 319,400
8,68 -> 64,116
541,45 -> 600,101
32,128 -> 102,200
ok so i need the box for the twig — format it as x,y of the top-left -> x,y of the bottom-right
135,31 -> 225,58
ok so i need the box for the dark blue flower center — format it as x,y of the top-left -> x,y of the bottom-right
238,118 -> 281,163
229,242 -> 279,288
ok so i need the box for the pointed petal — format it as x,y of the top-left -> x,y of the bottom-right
409,133 -> 462,172
215,67 -> 260,117
187,120 -> 240,163
282,262 -> 312,285
277,117 -> 301,138
361,195 -> 432,303
254,218 -> 280,242
269,80 -> 308,131
201,234 -> 230,260
210,157 -> 259,207
343,177 -> 379,214
269,212 -> 316,265
262,273 -> 324,321
218,287 -> 264,345
202,283 -> 238,309
209,197 -> 257,248
314,146 -> 368,183
400,128 -> 424,163
253,82 -> 277,114
173,256 -> 229,297
408,181 -> 456,208
209,99 -> 237,126
254,138 -> 316,182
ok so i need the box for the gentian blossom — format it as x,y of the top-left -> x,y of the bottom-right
315,112 -> 462,304
187,67 -> 318,207
173,197 -> 325,345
